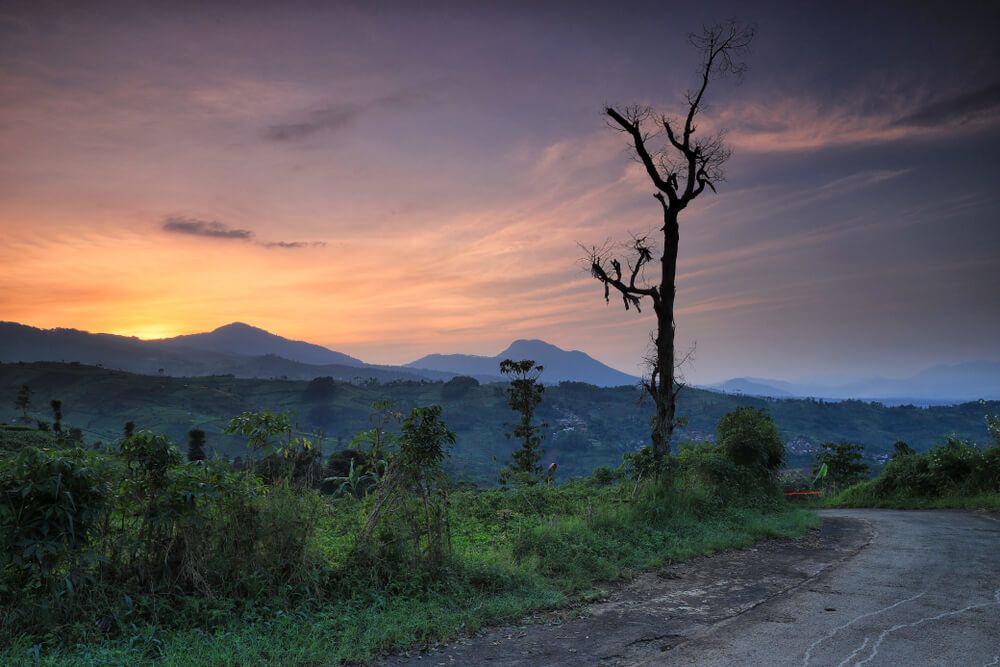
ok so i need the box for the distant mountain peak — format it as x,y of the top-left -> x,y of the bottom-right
152,322 -> 367,368
408,338 -> 638,387
501,339 -> 566,357
214,321 -> 257,331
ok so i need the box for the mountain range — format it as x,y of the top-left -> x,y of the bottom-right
0,322 -> 637,387
3,321 -> 996,401
707,363 -> 1000,405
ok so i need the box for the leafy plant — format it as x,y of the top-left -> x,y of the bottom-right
0,447 -> 108,596
499,359 -> 545,483
326,458 -> 380,498
716,407 -> 785,476
814,442 -> 869,490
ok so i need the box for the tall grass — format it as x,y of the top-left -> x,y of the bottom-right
1,430 -> 815,665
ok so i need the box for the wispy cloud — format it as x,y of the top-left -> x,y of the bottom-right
160,217 -> 324,249
263,90 -> 423,142
262,240 -> 327,249
162,216 -> 253,239
719,83 -> 1000,153
894,81 -> 1000,127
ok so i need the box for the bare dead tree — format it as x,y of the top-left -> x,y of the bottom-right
587,21 -> 754,466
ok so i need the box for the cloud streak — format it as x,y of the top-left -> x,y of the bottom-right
162,216 -> 253,240
894,81 -> 1000,127
161,217 -> 324,249
263,90 -> 423,142
719,83 -> 1000,153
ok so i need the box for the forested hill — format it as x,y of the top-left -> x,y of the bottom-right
1,362 -> 995,483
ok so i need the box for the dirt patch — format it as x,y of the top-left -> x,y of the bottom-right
381,517 -> 873,666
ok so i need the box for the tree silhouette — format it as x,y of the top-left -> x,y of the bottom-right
187,428 -> 207,462
586,21 -> 754,466
15,385 -> 31,422
499,359 -> 545,482
50,399 -> 63,435
123,421 -> 135,438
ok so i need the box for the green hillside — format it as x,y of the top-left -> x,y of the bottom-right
1,362 -> 995,483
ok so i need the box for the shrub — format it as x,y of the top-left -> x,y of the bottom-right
677,442 -> 780,505
814,442 -> 869,490
716,407 -> 785,475
356,406 -> 456,572
874,437 -> 998,498
0,447 -> 108,598
589,465 -> 617,486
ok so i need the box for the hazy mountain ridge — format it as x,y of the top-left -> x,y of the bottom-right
710,362 -> 1000,404
407,339 -> 639,387
0,322 -> 628,386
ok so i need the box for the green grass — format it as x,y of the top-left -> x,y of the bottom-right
0,479 -> 816,666
826,479 -> 1000,512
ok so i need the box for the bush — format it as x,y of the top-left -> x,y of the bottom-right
716,407 -> 785,476
814,442 -> 869,491
0,447 -> 108,598
874,437 -> 998,498
677,442 -> 780,506
355,406 -> 456,572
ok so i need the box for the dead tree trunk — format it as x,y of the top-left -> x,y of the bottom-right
587,22 -> 754,465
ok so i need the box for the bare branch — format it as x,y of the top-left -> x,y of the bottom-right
606,106 -> 679,204
585,240 -> 660,313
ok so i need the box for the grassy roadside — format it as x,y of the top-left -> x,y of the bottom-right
825,481 -> 1000,512
1,482 -> 816,666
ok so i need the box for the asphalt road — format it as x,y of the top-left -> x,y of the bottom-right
662,509 -> 1000,666
385,510 -> 999,666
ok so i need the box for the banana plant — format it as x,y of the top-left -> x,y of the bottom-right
325,459 -> 380,499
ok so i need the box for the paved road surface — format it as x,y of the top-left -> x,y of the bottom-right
385,510 -> 999,666
663,509 -> 1000,666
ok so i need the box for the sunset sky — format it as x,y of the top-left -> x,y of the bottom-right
2,1 -> 998,383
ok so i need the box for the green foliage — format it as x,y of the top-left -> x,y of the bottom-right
0,412 -> 813,665
356,406 -> 457,571
187,428 -> 207,462
829,409 -> 1000,510
623,445 -> 661,482
589,465 -> 618,486
499,359 -> 545,482
716,407 -> 785,475
984,400 -> 1000,446
120,430 -> 181,481
0,447 -> 108,597
442,375 -> 480,400
891,440 -> 914,459
225,410 -> 293,458
0,426 -> 58,452
399,405 -> 455,471
349,400 -> 401,463
814,442 -> 869,490
326,457 -> 380,498
2,362 -> 998,484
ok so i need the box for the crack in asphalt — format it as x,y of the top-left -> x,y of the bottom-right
801,591 -> 926,667
852,588 -> 1000,666
836,637 -> 869,667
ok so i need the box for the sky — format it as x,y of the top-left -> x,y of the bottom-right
1,0 -> 998,384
